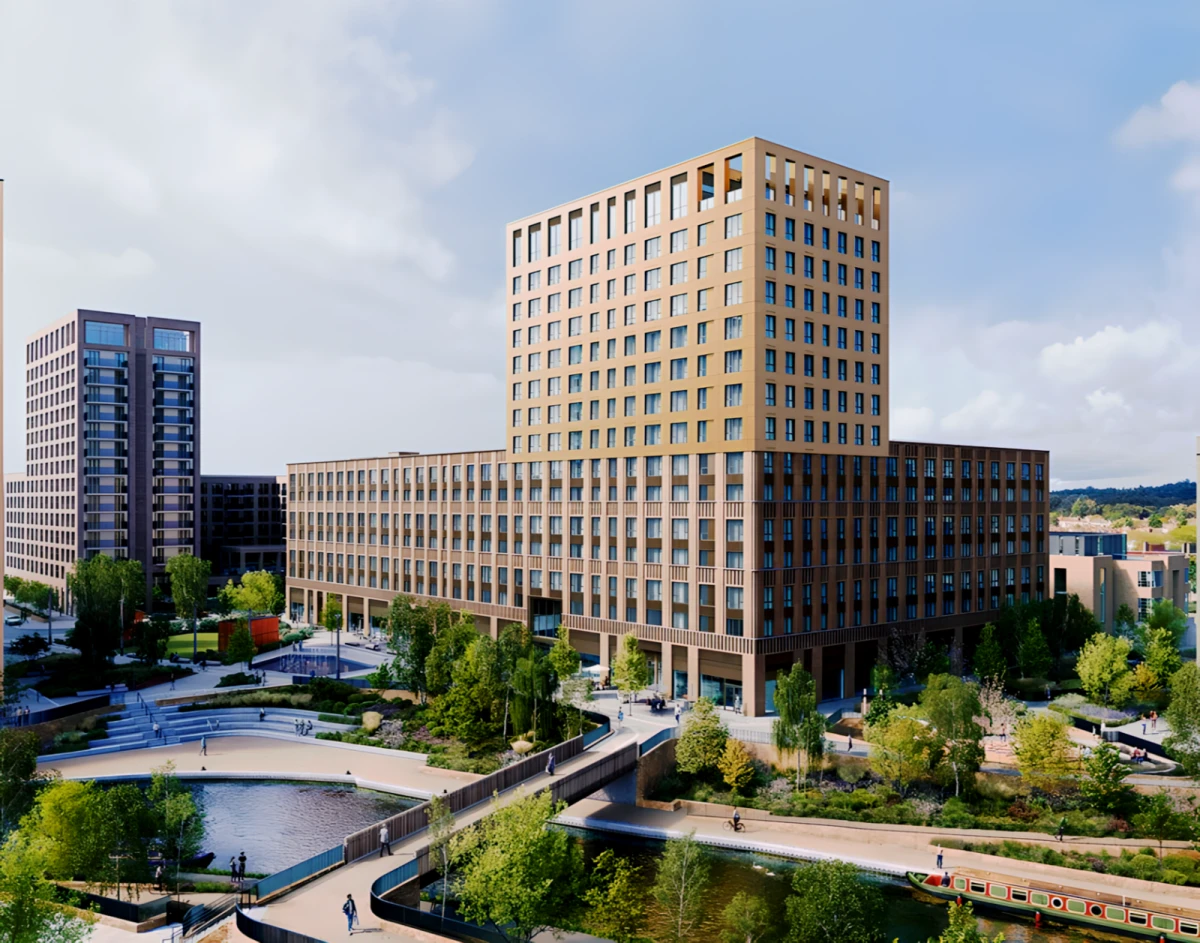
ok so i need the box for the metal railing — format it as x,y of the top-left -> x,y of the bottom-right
236,905 -> 325,943
253,845 -> 342,900
639,726 -> 679,755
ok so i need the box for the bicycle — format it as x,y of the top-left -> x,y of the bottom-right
722,819 -> 745,832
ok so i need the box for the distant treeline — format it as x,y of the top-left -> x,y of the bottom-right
1050,480 -> 1196,514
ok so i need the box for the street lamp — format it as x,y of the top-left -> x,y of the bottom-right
46,589 -> 54,647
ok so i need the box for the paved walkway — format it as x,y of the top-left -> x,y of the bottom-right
39,736 -> 479,797
250,729 -> 637,943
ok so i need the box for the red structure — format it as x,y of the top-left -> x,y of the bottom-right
217,615 -> 280,651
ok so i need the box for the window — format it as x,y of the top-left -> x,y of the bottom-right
670,228 -> 687,253
85,321 -> 126,346
724,282 -> 743,305
644,183 -> 661,227
670,174 -> 688,220
724,248 -> 742,272
725,214 -> 742,238
724,316 -> 742,339
153,328 -> 190,351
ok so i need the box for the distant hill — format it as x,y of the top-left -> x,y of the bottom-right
1050,480 -> 1196,513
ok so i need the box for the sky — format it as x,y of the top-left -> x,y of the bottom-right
0,0 -> 1197,488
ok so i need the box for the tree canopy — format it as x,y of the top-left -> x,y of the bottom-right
675,697 -> 728,775
921,675 -> 984,797
772,665 -> 825,788
785,859 -> 886,943
1076,633 -> 1133,707
1012,714 -> 1075,794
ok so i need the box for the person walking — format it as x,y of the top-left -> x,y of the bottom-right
230,856 -> 239,885
199,736 -> 207,756
152,722 -> 160,739
1057,818 -> 1067,842
1151,710 -> 1158,732
259,707 -> 266,722
674,703 -> 681,725
546,753 -> 556,775
936,845 -> 944,869
379,824 -> 391,857
847,734 -> 854,753
617,707 -> 624,731
238,852 -> 247,880
1141,715 -> 1148,736
343,893 -> 358,933
155,864 -> 164,891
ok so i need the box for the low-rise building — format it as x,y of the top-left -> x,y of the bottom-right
199,474 -> 286,586
1050,531 -> 1189,631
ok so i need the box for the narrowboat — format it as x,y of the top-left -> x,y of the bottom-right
909,869 -> 1200,942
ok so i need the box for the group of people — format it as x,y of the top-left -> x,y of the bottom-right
1140,711 -> 1159,735
5,706 -> 34,726
1131,748 -> 1151,764
295,718 -> 314,736
229,851 -> 249,883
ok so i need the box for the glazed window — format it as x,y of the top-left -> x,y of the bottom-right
1128,913 -> 1147,927
1105,907 -> 1125,922
1010,890 -> 1027,903
988,885 -> 1008,900
1065,900 -> 1085,914
1178,921 -> 1198,936
969,882 -> 985,894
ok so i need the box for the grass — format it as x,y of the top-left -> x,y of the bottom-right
166,633 -> 218,657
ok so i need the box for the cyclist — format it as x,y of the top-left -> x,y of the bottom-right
732,808 -> 742,832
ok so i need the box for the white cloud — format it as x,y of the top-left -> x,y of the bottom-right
891,405 -> 935,439
9,243 -> 156,279
1084,388 -> 1129,414
1037,323 -> 1176,382
940,390 -> 1030,436
1116,79 -> 1200,147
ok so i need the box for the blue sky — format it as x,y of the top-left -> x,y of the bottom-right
1,0 -> 1197,486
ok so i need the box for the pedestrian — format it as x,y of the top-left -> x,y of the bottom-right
1151,710 -> 1158,732
169,675 -> 176,690
24,707 -> 29,725
732,807 -> 741,831
847,734 -> 854,753
343,893 -> 358,933
1141,715 -> 1147,736
207,719 -> 213,732
199,736 -> 207,756
617,707 -> 624,731
238,851 -> 247,880
230,856 -> 239,884
307,720 -> 313,735
155,864 -> 164,891
379,824 -> 391,857
546,753 -> 556,775
1001,723 -> 1007,742
214,719 -> 220,731
153,722 -> 160,739
260,707 -> 266,722
1045,684 -> 1051,702
674,703 -> 681,725
936,845 -> 944,869
1057,818 -> 1066,842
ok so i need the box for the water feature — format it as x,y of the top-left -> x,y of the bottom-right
186,780 -> 416,875
547,828 -> 1104,942
254,652 -> 372,677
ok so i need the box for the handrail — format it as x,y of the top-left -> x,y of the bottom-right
236,904 -> 326,943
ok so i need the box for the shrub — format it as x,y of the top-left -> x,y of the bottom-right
1163,869 -> 1189,885
362,711 -> 383,733
1163,854 -> 1197,874
938,797 -> 977,829
1130,856 -> 1161,881
1006,800 -> 1040,823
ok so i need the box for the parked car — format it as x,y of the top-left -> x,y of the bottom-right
4,614 -> 23,627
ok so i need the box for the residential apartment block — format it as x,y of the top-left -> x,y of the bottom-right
199,474 -> 287,586
286,138 -> 1049,714
1051,531 -> 1189,632
4,311 -> 200,605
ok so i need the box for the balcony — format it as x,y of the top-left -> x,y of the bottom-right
85,388 -> 128,405
154,536 -> 195,547
85,443 -> 127,458
85,519 -> 127,532
155,431 -> 194,443
154,376 -> 193,391
155,391 -> 192,408
155,498 -> 193,512
86,369 -> 128,387
87,498 -> 126,513
84,537 -> 126,550
154,446 -> 193,460
84,351 -> 127,369
155,482 -> 194,495
87,428 -> 127,441
86,406 -> 127,423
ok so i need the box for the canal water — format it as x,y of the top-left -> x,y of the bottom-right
188,780 -> 417,874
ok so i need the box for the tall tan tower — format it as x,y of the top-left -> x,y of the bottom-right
1,179 -> 6,599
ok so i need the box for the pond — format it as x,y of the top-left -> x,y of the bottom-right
186,780 -> 416,875
253,652 -> 373,677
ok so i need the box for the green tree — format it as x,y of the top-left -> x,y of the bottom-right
547,624 -> 581,691
785,859 -> 885,943
165,553 -> 211,660
1070,497 -> 1099,518
14,582 -> 51,615
1132,792 -> 1196,859
3,576 -> 23,598
1016,619 -> 1052,680
451,789 -> 583,943
927,900 -> 1003,943
0,729 -> 41,835
224,620 -> 257,671
1012,714 -> 1075,794
1076,633 -> 1133,707
9,636 -> 48,661
426,794 -> 455,925
511,649 -> 558,743
717,738 -> 755,797
131,613 -> 171,665
114,559 -> 146,648
651,832 -> 711,943
66,555 -> 124,664
612,632 -> 650,708
425,616 -> 479,696
387,596 -> 437,701
1080,742 -> 1136,816
1148,512 -> 1163,529
868,713 -> 942,796
225,570 -> 283,617
582,849 -> 648,943
1114,603 -> 1139,635
431,635 -> 503,745
0,831 -> 94,943
721,891 -> 772,943
1166,662 -> 1200,777
772,665 -> 825,788
921,675 -> 985,797
675,697 -> 728,775
864,663 -> 897,728
318,594 -> 343,631
971,623 -> 1007,684
1141,627 -> 1182,688
1142,599 -> 1188,649
146,762 -> 204,865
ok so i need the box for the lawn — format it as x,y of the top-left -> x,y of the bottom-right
166,632 -> 219,657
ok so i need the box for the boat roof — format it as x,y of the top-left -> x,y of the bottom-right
951,867 -> 1200,920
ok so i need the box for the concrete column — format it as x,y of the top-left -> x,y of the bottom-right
598,632 -> 611,685
742,651 -> 766,716
811,644 -> 825,702
687,643 -> 700,700
844,641 -> 857,700
490,615 -> 500,640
